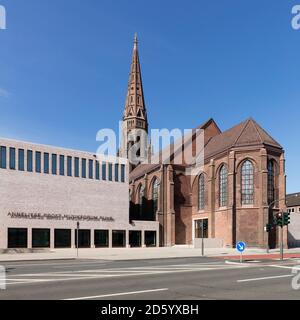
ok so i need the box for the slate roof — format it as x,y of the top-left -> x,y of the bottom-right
204,118 -> 282,159
286,193 -> 300,207
129,118 -> 283,181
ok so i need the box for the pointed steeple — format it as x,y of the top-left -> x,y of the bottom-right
119,34 -> 150,170
123,33 -> 148,132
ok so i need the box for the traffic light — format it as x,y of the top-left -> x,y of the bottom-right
276,212 -> 283,227
265,224 -> 272,232
283,212 -> 290,226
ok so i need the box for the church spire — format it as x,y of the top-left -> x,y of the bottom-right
123,33 -> 148,132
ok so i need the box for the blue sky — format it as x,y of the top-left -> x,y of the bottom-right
0,0 -> 299,193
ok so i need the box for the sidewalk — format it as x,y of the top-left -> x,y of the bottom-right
1,246 -> 300,262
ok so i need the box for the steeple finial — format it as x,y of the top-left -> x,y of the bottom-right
134,33 -> 138,49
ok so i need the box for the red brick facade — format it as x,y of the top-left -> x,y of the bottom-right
123,36 -> 286,248
129,126 -> 286,248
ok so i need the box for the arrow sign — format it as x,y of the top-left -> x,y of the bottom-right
236,241 -> 246,253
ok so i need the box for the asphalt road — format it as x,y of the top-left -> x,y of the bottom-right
0,257 -> 300,300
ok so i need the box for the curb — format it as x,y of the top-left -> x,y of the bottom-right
0,258 -> 76,263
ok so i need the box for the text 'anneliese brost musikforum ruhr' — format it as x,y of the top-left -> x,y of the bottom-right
7,212 -> 115,222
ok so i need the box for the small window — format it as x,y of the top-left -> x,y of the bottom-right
145,231 -> 156,247
32,229 -> 50,248
44,153 -> 49,174
67,156 -> 72,177
95,161 -> 100,180
8,228 -> 28,248
121,164 -> 125,182
35,151 -> 41,173
55,229 -> 71,248
74,157 -> 79,177
9,147 -> 16,170
88,159 -> 93,179
0,146 -> 6,169
129,231 -> 142,247
59,155 -> 65,176
82,159 -> 86,178
108,163 -> 113,181
115,163 -> 119,182
94,230 -> 109,248
27,150 -> 33,172
75,229 -> 91,248
102,162 -> 106,180
112,230 -> 126,248
52,154 -> 57,175
18,149 -> 25,171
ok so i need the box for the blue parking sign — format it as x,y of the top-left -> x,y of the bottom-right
236,241 -> 246,253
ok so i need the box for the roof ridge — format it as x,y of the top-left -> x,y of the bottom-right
251,119 -> 264,144
232,119 -> 250,147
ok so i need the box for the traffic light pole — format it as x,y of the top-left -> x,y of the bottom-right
280,224 -> 284,261
268,198 -> 287,256
201,220 -> 204,257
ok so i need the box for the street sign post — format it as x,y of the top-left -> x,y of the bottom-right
265,224 -> 272,253
236,241 -> 246,263
201,220 -> 204,257
200,220 -> 208,257
76,221 -> 80,258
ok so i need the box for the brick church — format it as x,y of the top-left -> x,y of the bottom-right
119,35 -> 287,249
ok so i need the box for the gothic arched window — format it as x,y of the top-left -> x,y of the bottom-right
138,185 -> 144,216
268,160 -> 275,204
241,160 -> 254,205
219,165 -> 228,207
198,174 -> 205,210
152,178 -> 159,218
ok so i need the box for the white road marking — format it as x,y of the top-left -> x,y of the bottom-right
268,265 -> 300,271
1,262 -> 249,287
237,274 -> 293,283
2,260 -> 108,268
64,288 -> 169,300
225,260 -> 253,266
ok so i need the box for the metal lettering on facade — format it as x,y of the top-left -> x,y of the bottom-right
7,212 -> 115,222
